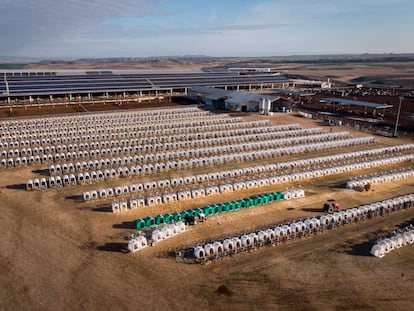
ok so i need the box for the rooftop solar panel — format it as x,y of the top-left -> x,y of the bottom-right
1,72 -> 290,97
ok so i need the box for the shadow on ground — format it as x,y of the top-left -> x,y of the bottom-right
344,240 -> 374,257
301,207 -> 323,213
32,169 -> 50,176
66,194 -> 83,201
97,243 -> 128,253
113,221 -> 136,229
92,205 -> 111,213
6,183 -> 26,190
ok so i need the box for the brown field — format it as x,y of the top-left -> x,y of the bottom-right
0,109 -> 413,310
298,92 -> 414,131
20,56 -> 414,88
0,99 -> 180,119
276,61 -> 414,85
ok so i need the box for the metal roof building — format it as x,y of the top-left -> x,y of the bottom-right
0,70 -> 290,101
321,97 -> 393,109
271,88 -> 315,97
188,86 -> 280,112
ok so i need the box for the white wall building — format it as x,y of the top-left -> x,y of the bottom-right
188,86 -> 280,112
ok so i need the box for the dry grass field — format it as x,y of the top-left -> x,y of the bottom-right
0,109 -> 413,311
0,99 -> 180,119
20,55 -> 414,88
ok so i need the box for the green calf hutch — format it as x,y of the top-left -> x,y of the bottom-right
223,202 -> 231,212
180,210 -> 189,220
203,205 -> 216,216
234,200 -> 243,209
243,198 -> 254,208
134,190 -> 291,230
144,216 -> 155,227
277,192 -> 284,200
215,204 -> 224,214
172,212 -> 182,222
136,219 -> 146,230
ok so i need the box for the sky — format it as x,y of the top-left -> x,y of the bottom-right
0,0 -> 413,59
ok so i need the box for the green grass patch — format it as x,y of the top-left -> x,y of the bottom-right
0,63 -> 28,69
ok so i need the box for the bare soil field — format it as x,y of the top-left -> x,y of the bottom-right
17,55 -> 414,88
0,99 -> 180,119
0,110 -> 413,310
280,61 -> 414,86
299,92 -> 414,131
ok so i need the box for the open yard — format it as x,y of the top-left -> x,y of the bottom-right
0,108 -> 413,310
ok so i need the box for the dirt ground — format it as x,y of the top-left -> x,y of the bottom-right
0,98 -> 180,119
21,57 -> 414,86
295,92 -> 414,132
0,110 -> 413,311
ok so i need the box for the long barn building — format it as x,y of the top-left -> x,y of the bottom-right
0,70 -> 291,103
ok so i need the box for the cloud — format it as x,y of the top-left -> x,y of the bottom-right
0,0 -> 413,58
0,0 -> 165,56
88,22 -> 290,38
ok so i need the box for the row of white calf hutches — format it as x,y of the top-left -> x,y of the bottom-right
0,112 -> 242,136
111,200 -> 129,213
346,168 -> 414,189
104,187 -> 305,213
0,126 -> 348,158
3,130 -> 354,167
0,132 -> 360,166
87,152 -> 410,204
0,113 -> 256,135
75,143 -> 414,199
128,221 -> 187,252
2,121 -> 256,146
80,152 -> 413,207
150,221 -> 187,243
0,107 -> 207,129
193,219 -> 320,260
111,198 -> 146,212
0,124 -> 309,157
0,113 -> 249,130
2,130 -> 375,170
190,194 -> 414,261
371,225 -> 414,258
0,120 -> 274,151
0,122 -> 302,151
26,178 -> 48,191
127,235 -> 149,252
36,135 -> 378,185
1,118 -> 269,144
2,110 -> 207,133
0,119 -> 253,144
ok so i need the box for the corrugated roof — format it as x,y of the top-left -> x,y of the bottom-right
321,97 -> 393,109
189,86 -> 229,100
271,88 -> 315,96
225,92 -> 278,105
189,86 -> 279,104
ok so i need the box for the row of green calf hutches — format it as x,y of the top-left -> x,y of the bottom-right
135,191 -> 285,230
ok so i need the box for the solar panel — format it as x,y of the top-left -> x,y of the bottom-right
1,72 -> 290,96
85,71 -> 100,75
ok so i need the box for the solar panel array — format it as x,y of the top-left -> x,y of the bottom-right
0,72 -> 290,96
0,80 -> 6,94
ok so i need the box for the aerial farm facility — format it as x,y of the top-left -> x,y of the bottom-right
0,70 -> 289,104
0,70 -> 414,310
